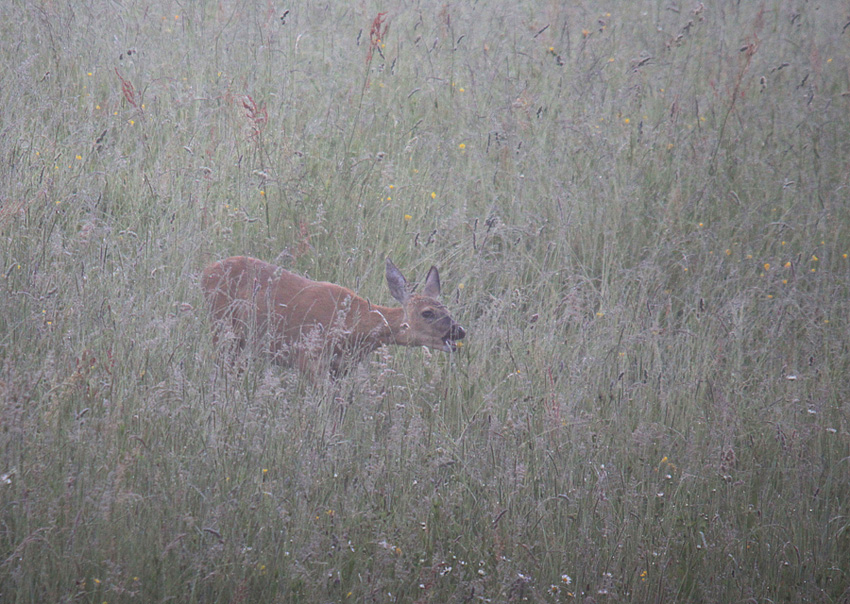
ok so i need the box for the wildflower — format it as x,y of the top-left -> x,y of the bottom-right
582,29 -> 590,37
624,118 -> 630,124
561,574 -> 572,584
763,263 -> 770,270
458,143 -> 466,150
430,192 -> 436,199
811,255 -> 818,262
404,214 -> 412,221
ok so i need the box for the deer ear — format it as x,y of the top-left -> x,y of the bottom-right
422,266 -> 441,298
386,258 -> 410,304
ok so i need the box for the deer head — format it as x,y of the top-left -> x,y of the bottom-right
385,258 -> 466,352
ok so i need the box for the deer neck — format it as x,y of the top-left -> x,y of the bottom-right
360,304 -> 408,348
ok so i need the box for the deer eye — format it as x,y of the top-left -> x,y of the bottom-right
421,309 -> 435,319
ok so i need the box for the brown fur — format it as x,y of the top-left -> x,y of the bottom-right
200,256 -> 465,377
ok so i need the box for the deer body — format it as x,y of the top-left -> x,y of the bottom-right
200,256 -> 465,376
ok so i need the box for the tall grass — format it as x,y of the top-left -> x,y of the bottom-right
1,1 -> 848,602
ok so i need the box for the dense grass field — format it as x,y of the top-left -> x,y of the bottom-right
2,1 -> 849,602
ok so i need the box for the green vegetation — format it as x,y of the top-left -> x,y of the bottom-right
1,1 -> 848,602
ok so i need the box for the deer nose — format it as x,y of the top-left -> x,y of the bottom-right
451,324 -> 466,340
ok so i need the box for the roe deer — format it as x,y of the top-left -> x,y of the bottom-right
200,256 -> 466,378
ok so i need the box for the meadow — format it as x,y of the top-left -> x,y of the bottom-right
1,1 -> 849,602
